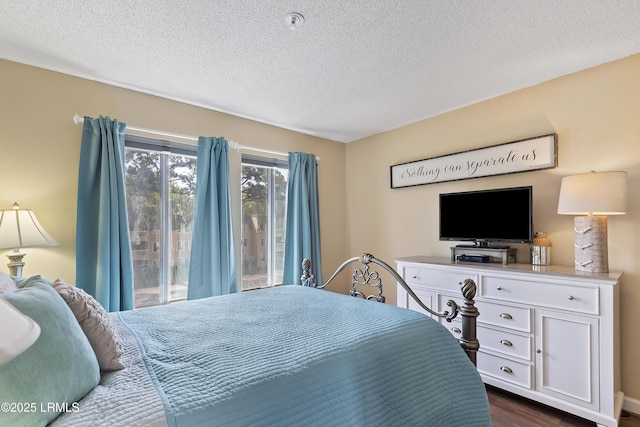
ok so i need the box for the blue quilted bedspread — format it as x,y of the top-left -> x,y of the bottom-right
118,285 -> 491,427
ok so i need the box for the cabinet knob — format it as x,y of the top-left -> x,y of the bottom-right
567,295 -> 575,300
499,313 -> 513,320
451,327 -> 461,334
500,339 -> 513,347
536,349 -> 542,354
412,275 -> 418,279
500,366 -> 513,374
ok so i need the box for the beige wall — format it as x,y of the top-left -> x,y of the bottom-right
345,54 -> 640,400
0,59 -> 346,288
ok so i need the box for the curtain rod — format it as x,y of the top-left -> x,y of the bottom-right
72,114 -> 318,160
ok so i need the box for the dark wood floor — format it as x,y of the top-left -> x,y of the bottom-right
487,385 -> 640,427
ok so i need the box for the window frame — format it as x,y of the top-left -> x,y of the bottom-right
240,154 -> 288,291
125,135 -> 197,306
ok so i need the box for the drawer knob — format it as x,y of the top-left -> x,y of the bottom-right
496,286 -> 503,291
500,339 -> 513,347
499,313 -> 513,320
451,327 -> 461,334
568,295 -> 575,300
500,366 -> 513,374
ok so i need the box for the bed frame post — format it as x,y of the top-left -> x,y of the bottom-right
459,278 -> 480,366
300,258 -> 316,287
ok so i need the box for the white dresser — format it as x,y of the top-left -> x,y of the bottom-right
395,256 -> 623,427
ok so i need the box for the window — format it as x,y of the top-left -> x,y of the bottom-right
241,155 -> 288,291
124,136 -> 197,307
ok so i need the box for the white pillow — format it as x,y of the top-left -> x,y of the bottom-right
0,271 -> 18,294
52,279 -> 125,371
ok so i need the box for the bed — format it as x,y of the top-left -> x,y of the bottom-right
0,254 -> 490,427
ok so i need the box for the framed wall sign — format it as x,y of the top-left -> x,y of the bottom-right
390,133 -> 557,188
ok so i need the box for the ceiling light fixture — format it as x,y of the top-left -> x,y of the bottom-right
285,12 -> 304,30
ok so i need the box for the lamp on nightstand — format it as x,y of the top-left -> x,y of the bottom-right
0,203 -> 59,278
557,171 -> 627,273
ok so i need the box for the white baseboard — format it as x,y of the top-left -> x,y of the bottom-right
624,395 -> 640,416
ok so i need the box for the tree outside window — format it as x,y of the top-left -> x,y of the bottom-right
125,142 -> 196,307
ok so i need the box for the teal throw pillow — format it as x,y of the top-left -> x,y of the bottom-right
0,276 -> 100,426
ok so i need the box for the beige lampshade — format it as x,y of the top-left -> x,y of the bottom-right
0,298 -> 41,366
0,203 -> 59,249
557,171 -> 627,215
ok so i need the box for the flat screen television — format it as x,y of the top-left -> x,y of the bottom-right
439,186 -> 533,247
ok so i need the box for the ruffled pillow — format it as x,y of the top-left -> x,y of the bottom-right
52,279 -> 125,371
0,271 -> 18,294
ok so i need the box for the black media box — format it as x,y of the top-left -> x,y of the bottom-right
457,254 -> 491,263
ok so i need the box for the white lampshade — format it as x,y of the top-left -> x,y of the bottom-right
0,298 -> 40,366
0,203 -> 59,249
0,203 -> 59,277
557,171 -> 627,215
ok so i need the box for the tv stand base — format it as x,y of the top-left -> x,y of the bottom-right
451,246 -> 517,265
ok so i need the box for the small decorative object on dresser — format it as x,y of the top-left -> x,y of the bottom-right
396,256 -> 623,427
530,231 -> 552,265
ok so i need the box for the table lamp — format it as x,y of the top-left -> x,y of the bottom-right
0,203 -> 59,277
557,171 -> 627,273
0,298 -> 40,366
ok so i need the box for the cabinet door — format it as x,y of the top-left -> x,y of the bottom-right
535,308 -> 599,410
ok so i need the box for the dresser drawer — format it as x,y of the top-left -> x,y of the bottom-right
477,352 -> 532,389
445,318 -> 531,361
477,326 -> 531,361
445,319 -> 464,339
404,267 -> 476,293
443,300 -> 531,361
476,300 -> 531,333
437,293 -> 531,333
403,286 -> 437,318
481,275 -> 599,315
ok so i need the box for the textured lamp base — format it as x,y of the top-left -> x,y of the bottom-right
6,252 -> 25,278
574,216 -> 608,273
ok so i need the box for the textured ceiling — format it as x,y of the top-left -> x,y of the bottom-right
2,1 -> 640,143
